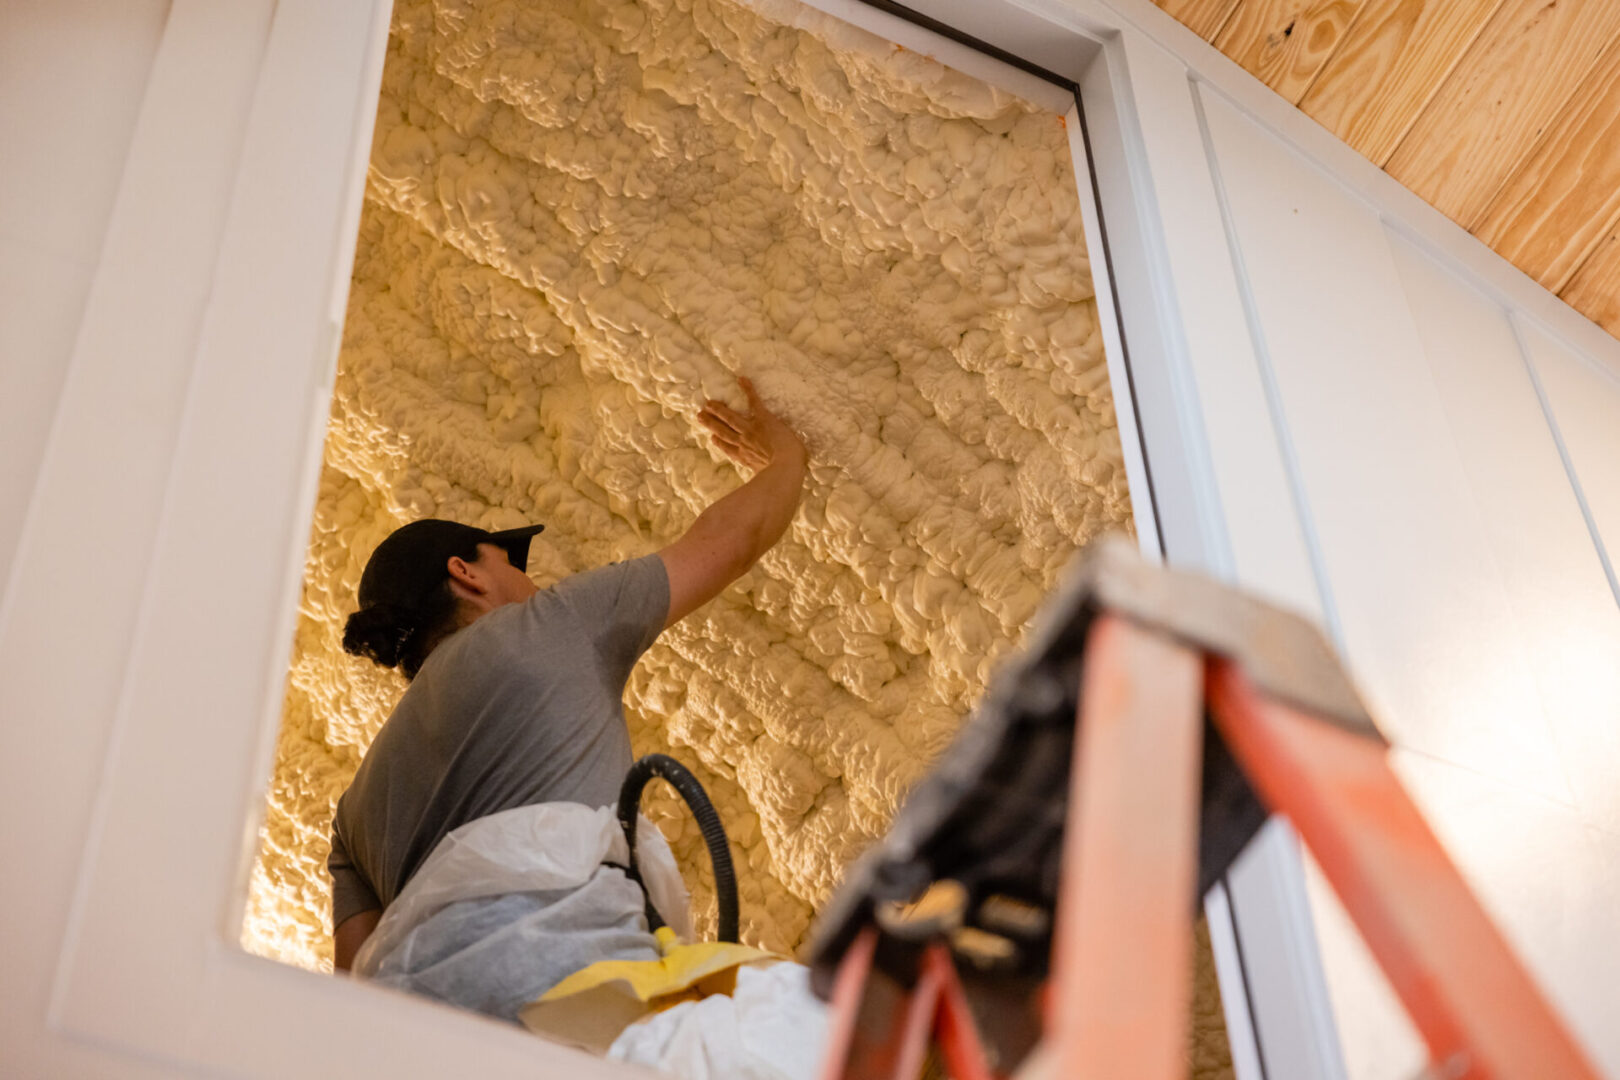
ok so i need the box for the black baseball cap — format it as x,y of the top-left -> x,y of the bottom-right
357,518 -> 545,611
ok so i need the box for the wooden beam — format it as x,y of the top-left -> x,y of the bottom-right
1560,229 -> 1620,340
1474,37 -> 1620,294
1213,0 -> 1369,104
1385,0 -> 1620,230
1153,0 -> 1244,42
1297,0 -> 1507,166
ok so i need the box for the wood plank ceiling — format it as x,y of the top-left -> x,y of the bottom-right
1154,0 -> 1620,340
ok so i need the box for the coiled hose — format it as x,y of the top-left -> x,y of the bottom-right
616,753 -> 740,943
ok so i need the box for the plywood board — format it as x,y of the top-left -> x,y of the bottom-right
1384,0 -> 1620,229
1213,0 -> 1368,104
1561,230 -> 1620,339
1475,38 -> 1620,293
1298,0 -> 1505,165
1155,0 -> 1244,42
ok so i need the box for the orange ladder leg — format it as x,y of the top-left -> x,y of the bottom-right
817,930 -> 999,1080
923,943 -> 998,1080
1208,661 -> 1602,1080
818,927 -> 882,1080
1049,613 -> 1206,1079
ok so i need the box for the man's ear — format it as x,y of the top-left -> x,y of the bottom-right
446,555 -> 487,596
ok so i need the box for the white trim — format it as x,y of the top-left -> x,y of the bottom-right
1205,882 -> 1266,1080
1064,97 -> 1162,560
222,0 -> 397,942
1227,821 -> 1351,1080
752,0 -> 1081,110
1185,79 -> 1346,647
31,1 -> 627,1074
1514,313 -> 1620,610
1071,25 -> 1231,571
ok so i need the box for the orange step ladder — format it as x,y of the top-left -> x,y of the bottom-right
810,538 -> 1600,1080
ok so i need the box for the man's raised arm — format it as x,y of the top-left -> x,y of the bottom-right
659,377 -> 808,628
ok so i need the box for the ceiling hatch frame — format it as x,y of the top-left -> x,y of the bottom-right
31,0 -> 1358,1078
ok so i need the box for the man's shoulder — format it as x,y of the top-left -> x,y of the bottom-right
440,582 -> 596,669
545,554 -> 667,611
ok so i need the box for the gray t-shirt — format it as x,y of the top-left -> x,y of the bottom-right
328,554 -> 670,929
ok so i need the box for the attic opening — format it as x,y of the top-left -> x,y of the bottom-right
238,0 -> 1184,1066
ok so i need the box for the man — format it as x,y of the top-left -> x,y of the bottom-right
328,377 -> 807,997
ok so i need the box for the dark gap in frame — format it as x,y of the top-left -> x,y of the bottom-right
1071,86 -> 1167,558
1224,874 -> 1274,1080
850,0 -> 1078,91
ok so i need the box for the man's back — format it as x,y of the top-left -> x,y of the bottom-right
328,554 -> 669,928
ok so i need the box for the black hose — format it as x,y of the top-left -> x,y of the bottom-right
617,753 -> 740,944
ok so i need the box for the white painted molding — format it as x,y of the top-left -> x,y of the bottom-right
1205,881 -> 1266,1080
742,0 -> 1082,110
30,0 -> 624,1074
1064,97 -> 1162,560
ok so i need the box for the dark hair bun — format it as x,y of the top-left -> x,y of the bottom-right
342,603 -> 420,670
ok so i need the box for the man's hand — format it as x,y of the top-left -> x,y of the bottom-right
333,908 -> 381,972
697,377 -> 806,473
659,376 -> 809,628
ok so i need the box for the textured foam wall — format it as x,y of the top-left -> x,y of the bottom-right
242,0 -> 1135,976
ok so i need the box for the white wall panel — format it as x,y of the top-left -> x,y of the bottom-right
1391,245 -> 1620,841
0,0 -> 169,603
0,0 -> 171,262
0,1 -> 276,1073
1197,87 -> 1571,804
1296,848 -> 1422,1080
1387,236 -> 1620,1077
1196,80 -> 1620,1078
1391,749 -> 1620,1078
1525,323 -> 1620,606
0,241 -> 95,561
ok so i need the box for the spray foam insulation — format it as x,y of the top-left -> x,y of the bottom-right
244,0 -> 1137,979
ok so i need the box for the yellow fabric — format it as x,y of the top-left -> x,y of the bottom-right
540,926 -> 781,1004
519,927 -> 788,1053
